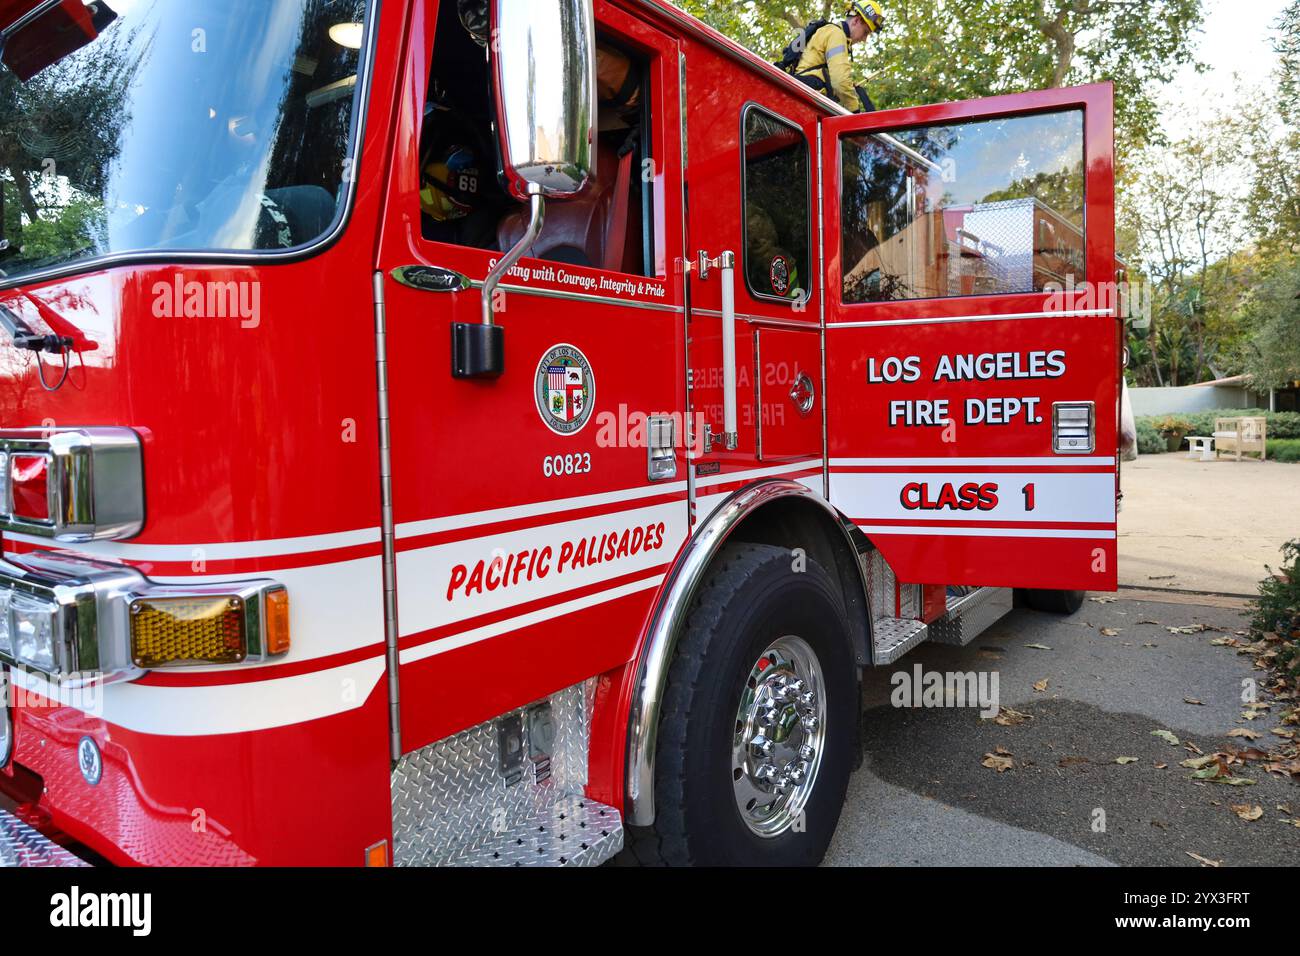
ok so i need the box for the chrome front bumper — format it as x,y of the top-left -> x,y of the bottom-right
0,806 -> 88,866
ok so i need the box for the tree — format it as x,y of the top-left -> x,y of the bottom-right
1279,0 -> 1299,121
1240,252 -> 1300,389
676,0 -> 1204,157
1123,111 -> 1243,385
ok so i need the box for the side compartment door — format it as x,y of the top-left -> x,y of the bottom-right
821,85 -> 1118,590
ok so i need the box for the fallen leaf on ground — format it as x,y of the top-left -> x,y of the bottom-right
1154,762 -> 1168,769
1025,643 -> 1052,650
1184,741 -> 1204,755
1210,637 -> 1239,647
1270,729 -> 1296,740
1152,729 -> 1181,746
1033,678 -> 1050,692
1183,698 -> 1203,706
1100,627 -> 1121,637
1186,851 -> 1222,867
1167,625 -> 1206,635
982,752 -> 1014,772
1089,596 -> 1116,604
1228,728 -> 1262,740
1181,755 -> 1218,769
1231,804 -> 1264,821
1282,819 -> 1300,829
991,707 -> 1032,726
1115,757 -> 1139,764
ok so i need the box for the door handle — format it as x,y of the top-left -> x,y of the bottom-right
698,250 -> 738,450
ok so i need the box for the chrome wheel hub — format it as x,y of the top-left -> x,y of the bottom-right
731,635 -> 827,837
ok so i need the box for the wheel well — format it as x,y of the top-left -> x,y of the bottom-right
726,496 -> 873,668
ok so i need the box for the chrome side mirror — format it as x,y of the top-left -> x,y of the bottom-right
492,0 -> 596,201
454,0 -> 596,380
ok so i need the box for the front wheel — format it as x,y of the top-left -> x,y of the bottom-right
1019,588 -> 1086,615
624,543 -> 858,866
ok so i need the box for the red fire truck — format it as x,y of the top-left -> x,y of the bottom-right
0,0 -> 1117,867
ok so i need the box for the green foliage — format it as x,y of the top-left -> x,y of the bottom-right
674,0 -> 1204,156
1251,539 -> 1300,683
1279,0 -> 1300,123
1135,419 -> 1166,455
1269,439 -> 1300,463
1135,410 -> 1300,442
1239,253 -> 1300,390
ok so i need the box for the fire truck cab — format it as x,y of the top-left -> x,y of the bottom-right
0,0 -> 1118,867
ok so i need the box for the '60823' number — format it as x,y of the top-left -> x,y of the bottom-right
543,453 -> 592,478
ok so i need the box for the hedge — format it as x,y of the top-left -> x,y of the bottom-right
1135,409 -> 1300,444
1270,439 -> 1300,463
1135,419 -> 1166,454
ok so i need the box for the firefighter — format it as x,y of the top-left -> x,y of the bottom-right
782,2 -> 885,113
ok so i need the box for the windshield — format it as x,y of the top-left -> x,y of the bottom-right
0,0 -> 372,284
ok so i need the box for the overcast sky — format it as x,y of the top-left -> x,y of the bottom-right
1158,0 -> 1290,131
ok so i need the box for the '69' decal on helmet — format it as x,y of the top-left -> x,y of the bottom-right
535,344 -> 595,435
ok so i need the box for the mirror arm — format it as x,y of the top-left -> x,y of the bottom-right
481,182 -> 544,327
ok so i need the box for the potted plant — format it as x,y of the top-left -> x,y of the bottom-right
1155,415 -> 1193,452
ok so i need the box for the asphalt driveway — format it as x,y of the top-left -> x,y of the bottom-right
826,595 -> 1300,866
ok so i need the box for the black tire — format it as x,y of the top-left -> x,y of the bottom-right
1020,588 -> 1086,615
623,543 -> 858,866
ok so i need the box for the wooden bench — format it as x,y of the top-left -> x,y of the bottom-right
1213,417 -> 1266,462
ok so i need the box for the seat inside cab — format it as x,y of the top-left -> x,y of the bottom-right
420,1 -> 653,276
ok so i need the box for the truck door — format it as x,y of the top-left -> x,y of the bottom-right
821,84 -> 1118,591
375,1 -> 689,753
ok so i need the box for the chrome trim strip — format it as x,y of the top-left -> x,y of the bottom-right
373,271 -> 402,762
828,308 -> 1114,329
679,48 -> 697,528
465,278 -> 683,313
817,121 -> 830,499
625,479 -> 866,826
0,0 -> 384,292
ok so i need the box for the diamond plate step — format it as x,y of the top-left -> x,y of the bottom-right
929,587 -> 1013,646
871,616 -> 928,665
0,808 -> 88,867
391,680 -> 624,866
436,794 -> 622,867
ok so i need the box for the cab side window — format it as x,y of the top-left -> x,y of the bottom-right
420,2 -> 655,276
839,111 -> 1085,303
742,106 -> 811,303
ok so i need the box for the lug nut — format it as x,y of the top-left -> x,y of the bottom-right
755,765 -> 777,784
801,715 -> 820,733
750,735 -> 774,758
798,744 -> 815,762
759,707 -> 779,727
787,765 -> 807,785
798,692 -> 815,709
